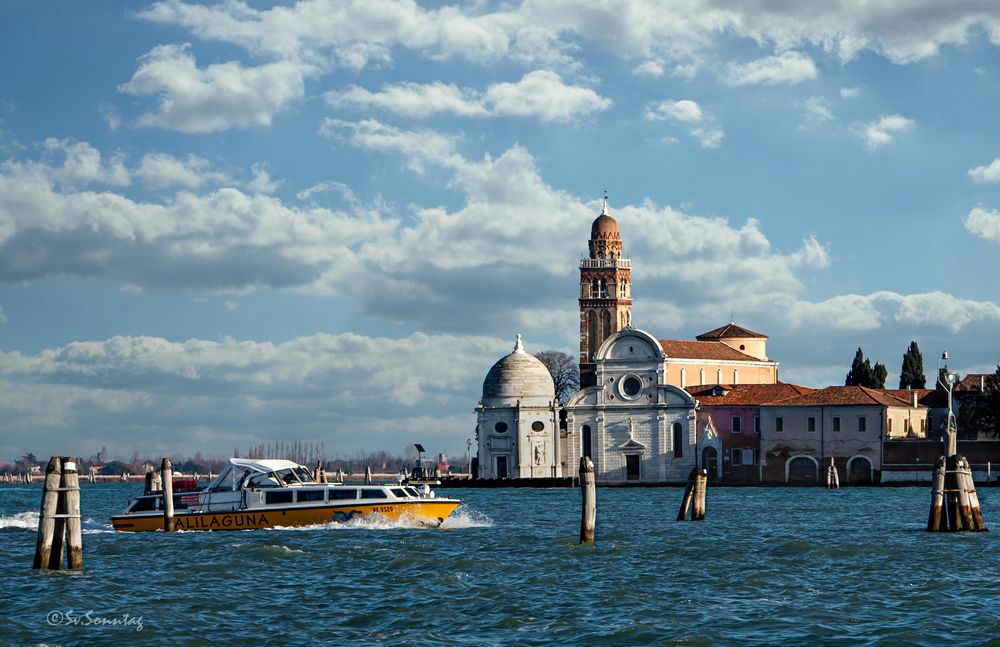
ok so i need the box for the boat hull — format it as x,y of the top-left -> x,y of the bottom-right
112,500 -> 461,532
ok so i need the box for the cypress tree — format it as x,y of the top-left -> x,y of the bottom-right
846,347 -> 886,388
898,341 -> 927,389
846,348 -> 867,386
872,362 -> 888,389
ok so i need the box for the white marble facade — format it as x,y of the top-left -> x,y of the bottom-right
563,328 -> 698,483
476,329 -> 698,483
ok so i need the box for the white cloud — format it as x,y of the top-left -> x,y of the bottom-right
787,291 -> 1000,334
328,71 -> 610,122
633,60 -> 665,77
135,152 -> 212,188
119,44 -> 314,133
138,1 -> 1000,73
42,138 -> 130,186
725,51 -> 818,85
644,99 -> 723,148
965,207 -> 1000,243
248,162 -> 282,194
969,158 -> 1000,183
0,331 -> 514,458
801,97 -> 833,128
840,86 -> 860,98
860,114 -> 915,151
321,118 -> 462,173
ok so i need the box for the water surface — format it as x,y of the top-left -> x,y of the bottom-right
1,484 -> 998,645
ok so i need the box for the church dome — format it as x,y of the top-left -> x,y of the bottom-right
591,214 -> 618,239
481,335 -> 555,407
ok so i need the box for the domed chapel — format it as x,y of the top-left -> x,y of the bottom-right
475,199 -> 780,483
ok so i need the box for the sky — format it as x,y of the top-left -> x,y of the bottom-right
1,1 -> 1000,463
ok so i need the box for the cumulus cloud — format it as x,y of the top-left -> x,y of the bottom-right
328,71 -> 610,121
0,331 -> 515,458
969,158 -> 1000,183
135,152 -> 214,188
860,114 -> 915,151
840,86 -> 860,98
644,99 -> 723,148
138,0 -> 1000,72
119,44 -> 314,133
724,51 -> 818,85
41,138 -> 130,186
965,207 -> 1000,243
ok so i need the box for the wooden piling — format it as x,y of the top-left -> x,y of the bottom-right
144,469 -> 155,495
959,457 -> 987,532
32,457 -> 62,570
365,466 -> 373,484
62,458 -> 83,569
955,458 -> 974,531
676,468 -> 698,521
579,457 -> 596,544
944,455 -> 962,531
927,456 -> 946,532
161,458 -> 175,532
692,469 -> 708,521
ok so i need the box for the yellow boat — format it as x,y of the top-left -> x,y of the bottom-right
112,458 -> 460,532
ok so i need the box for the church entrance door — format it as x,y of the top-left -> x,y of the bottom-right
625,454 -> 640,480
702,447 -> 718,480
496,456 -> 508,479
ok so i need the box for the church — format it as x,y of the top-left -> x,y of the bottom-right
475,200 -> 780,484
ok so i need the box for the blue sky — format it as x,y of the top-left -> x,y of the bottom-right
2,1 -> 1000,463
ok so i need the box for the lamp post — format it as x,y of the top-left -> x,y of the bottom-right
938,352 -> 958,457
466,438 -> 473,475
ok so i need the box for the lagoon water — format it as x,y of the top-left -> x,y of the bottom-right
2,484 -> 999,645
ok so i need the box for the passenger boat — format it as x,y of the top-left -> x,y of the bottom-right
111,458 -> 461,532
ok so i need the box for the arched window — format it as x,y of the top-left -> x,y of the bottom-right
582,425 -> 592,459
733,368 -> 739,384
602,310 -> 612,342
590,279 -> 600,298
599,279 -> 608,298
699,368 -> 705,385
672,422 -> 684,458
620,281 -> 627,297
716,368 -> 722,384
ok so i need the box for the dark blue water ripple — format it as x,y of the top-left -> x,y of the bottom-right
1,483 -> 998,645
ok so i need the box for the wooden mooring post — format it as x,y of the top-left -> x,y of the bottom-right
826,458 -> 840,489
365,466 -> 373,484
678,468 -> 708,521
579,457 -> 595,545
32,456 -> 83,570
927,454 -> 987,532
161,458 -> 175,532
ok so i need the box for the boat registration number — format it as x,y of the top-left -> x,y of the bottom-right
372,505 -> 395,513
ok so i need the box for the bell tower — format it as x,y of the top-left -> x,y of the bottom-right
579,197 -> 632,388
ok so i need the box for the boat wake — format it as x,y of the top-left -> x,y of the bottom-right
0,510 -> 113,533
263,505 -> 494,532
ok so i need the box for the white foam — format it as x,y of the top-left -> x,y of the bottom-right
441,506 -> 493,529
0,510 -> 40,530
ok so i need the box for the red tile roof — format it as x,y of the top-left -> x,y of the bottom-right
773,386 -> 917,408
696,322 -> 768,340
658,340 -> 761,361
884,389 -> 947,408
954,374 -> 992,392
686,383 -> 814,406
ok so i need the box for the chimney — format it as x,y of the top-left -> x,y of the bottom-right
912,392 -> 918,407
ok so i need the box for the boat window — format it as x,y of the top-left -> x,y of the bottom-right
297,490 -> 325,503
275,469 -> 300,484
294,467 -> 315,483
329,489 -> 358,500
128,496 -> 159,512
404,487 -> 420,497
390,488 -> 408,498
247,474 -> 282,488
361,489 -> 388,499
265,491 -> 294,505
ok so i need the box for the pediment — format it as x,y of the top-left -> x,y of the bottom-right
616,437 -> 646,451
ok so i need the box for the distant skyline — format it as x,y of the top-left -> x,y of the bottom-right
1,1 -> 999,461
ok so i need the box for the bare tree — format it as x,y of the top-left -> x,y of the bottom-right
535,350 -> 580,402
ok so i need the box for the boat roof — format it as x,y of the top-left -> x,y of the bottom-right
228,458 -> 303,474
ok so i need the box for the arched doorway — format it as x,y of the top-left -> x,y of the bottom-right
847,456 -> 873,485
702,447 -> 718,480
786,456 -> 818,484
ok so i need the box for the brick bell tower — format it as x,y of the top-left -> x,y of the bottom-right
579,197 -> 632,388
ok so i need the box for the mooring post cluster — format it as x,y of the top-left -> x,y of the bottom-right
676,468 -> 707,521
32,456 -> 83,571
927,454 -> 987,532
826,457 -> 840,489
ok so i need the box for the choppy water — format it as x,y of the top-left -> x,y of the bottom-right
1,484 -> 999,645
